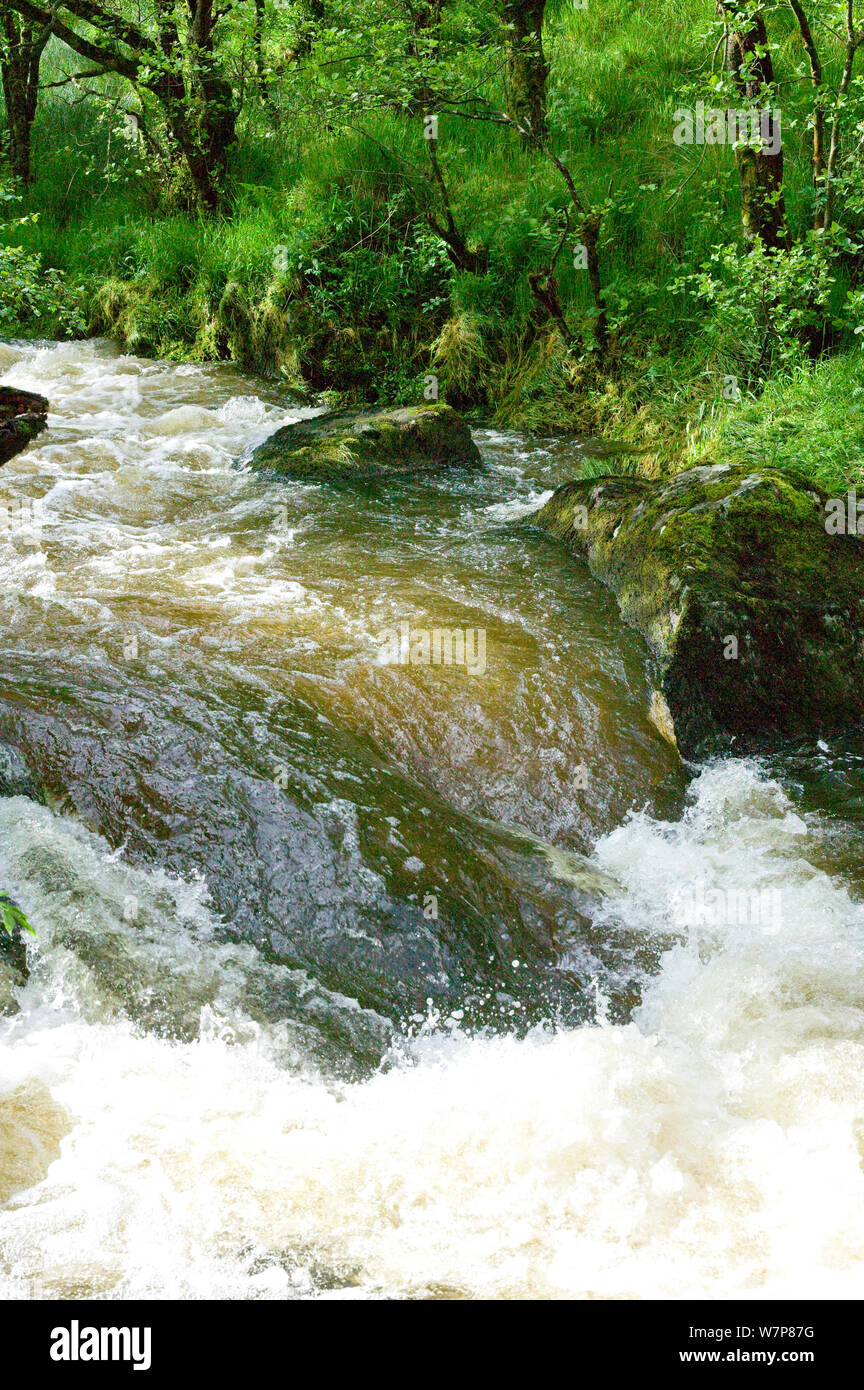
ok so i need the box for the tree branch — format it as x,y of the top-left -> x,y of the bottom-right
787,0 -> 825,198
4,0 -> 140,78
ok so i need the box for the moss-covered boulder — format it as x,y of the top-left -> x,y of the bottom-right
0,386 -> 49,466
249,403 -> 482,480
534,463 -> 864,758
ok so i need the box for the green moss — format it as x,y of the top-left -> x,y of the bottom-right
535,464 -> 864,757
250,403 -> 482,480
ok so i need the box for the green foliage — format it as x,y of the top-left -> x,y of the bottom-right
692,351 -> 864,495
0,184 -> 84,335
5,0 -> 864,447
0,893 -> 35,939
576,452 -> 644,481
678,228 -> 862,381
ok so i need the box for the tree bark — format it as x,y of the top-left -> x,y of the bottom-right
0,11 -> 50,184
719,4 -> 787,248
786,0 -> 824,210
185,0 -> 237,203
424,133 -> 488,273
502,0 -> 547,145
823,1 -> 863,228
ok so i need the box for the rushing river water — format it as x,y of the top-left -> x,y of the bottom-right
0,338 -> 863,1299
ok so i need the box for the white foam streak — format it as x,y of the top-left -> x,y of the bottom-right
1,763 -> 863,1299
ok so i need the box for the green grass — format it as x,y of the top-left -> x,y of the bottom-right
3,0 -> 864,455
692,350 -> 864,495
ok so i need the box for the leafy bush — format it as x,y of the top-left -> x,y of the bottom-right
0,187 -> 84,336
678,227 -> 862,382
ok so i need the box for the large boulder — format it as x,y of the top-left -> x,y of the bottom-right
249,403 -> 482,480
534,463 -> 864,759
0,386 -> 49,466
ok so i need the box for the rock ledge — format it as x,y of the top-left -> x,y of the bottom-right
534,464 -> 864,758
0,386 -> 49,466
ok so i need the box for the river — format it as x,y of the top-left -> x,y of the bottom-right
0,338 -> 863,1299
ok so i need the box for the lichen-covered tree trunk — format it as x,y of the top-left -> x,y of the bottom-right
185,0 -> 237,209
502,0 -> 548,144
0,12 -> 50,184
720,4 -> 787,248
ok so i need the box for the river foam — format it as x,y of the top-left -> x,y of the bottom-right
1,759 -> 863,1300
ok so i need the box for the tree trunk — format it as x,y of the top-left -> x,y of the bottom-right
186,0 -> 237,208
0,13 -> 50,184
786,0 -> 824,219
253,0 -> 268,103
294,0 -> 325,61
823,3 -> 863,229
502,0 -> 547,144
720,5 -> 787,248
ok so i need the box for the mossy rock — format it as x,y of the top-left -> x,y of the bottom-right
534,463 -> 864,758
248,403 -> 482,481
0,387 -> 49,467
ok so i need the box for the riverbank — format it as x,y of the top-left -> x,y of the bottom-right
6,192 -> 864,491
10,256 -> 864,493
2,0 -> 862,474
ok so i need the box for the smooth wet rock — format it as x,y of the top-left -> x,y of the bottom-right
0,386 -> 49,466
0,742 -> 38,799
0,918 -> 28,1013
249,403 -> 482,480
534,464 -> 864,758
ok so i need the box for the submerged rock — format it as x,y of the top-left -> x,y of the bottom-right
249,403 -> 482,480
0,386 -> 49,466
534,463 -> 864,759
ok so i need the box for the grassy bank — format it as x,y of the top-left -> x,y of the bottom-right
3,1 -> 864,486
690,350 -> 864,497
